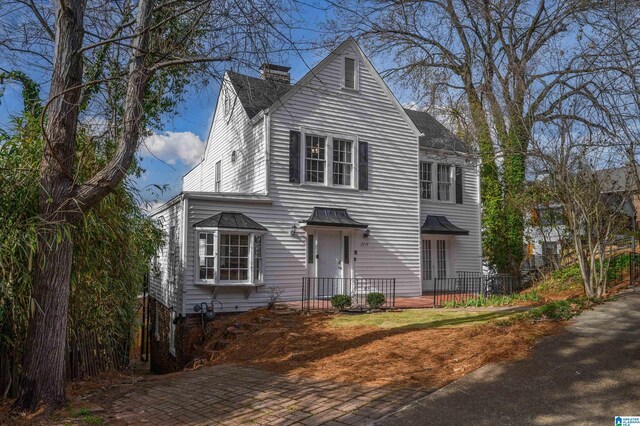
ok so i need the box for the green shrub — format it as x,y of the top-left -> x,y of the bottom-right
366,292 -> 386,310
443,291 -> 540,308
330,294 -> 352,310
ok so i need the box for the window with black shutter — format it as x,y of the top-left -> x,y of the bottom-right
455,165 -> 463,204
358,141 -> 368,190
289,130 -> 300,183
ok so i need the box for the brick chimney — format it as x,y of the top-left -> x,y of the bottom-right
260,63 -> 291,84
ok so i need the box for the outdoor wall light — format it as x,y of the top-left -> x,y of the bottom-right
363,229 -> 370,238
290,224 -> 297,236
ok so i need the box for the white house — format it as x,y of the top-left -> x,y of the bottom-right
148,38 -> 482,372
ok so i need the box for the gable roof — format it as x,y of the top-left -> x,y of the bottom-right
225,37 -> 467,153
227,71 -> 291,119
596,165 -> 640,193
403,108 -> 469,153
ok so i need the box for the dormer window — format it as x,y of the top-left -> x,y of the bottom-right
343,57 -> 357,90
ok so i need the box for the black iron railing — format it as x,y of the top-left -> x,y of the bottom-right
301,277 -> 396,311
433,273 -> 523,307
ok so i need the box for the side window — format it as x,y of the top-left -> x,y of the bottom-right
198,232 -> 215,280
215,160 -> 222,191
307,235 -> 314,264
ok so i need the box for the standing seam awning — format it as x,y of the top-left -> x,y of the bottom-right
302,207 -> 368,228
193,212 -> 267,231
421,215 -> 469,235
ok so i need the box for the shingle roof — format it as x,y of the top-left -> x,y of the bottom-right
596,165 -> 640,193
403,108 -> 469,153
226,70 -> 467,153
193,212 -> 267,231
227,71 -> 291,119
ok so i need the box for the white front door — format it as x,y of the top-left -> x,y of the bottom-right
317,230 -> 343,297
422,237 -> 450,292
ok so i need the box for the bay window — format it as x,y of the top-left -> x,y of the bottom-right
194,230 -> 265,285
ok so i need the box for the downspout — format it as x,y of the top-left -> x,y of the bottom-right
264,110 -> 271,196
180,194 -> 189,316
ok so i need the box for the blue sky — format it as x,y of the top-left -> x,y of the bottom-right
0,3 -> 409,208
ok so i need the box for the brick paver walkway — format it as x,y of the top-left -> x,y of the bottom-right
107,364 -> 429,425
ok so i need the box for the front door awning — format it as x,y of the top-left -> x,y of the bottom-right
421,215 -> 469,235
302,207 -> 368,228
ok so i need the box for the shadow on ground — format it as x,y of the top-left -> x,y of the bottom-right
378,289 -> 640,425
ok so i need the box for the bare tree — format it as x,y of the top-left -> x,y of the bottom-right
328,0 -> 616,273
529,114 -> 632,297
0,0 -> 295,412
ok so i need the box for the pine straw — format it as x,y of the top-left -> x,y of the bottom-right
205,309 -> 564,390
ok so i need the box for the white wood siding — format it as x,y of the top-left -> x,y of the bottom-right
268,43 -> 422,298
183,78 -> 266,194
149,200 -> 184,311
419,154 -> 483,274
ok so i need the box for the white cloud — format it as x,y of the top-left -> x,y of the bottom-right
142,131 -> 205,166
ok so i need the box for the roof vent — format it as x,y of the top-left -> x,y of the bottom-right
260,63 -> 291,84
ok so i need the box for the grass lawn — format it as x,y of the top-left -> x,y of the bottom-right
329,308 -> 524,330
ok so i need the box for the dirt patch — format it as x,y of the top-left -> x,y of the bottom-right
194,308 -> 564,390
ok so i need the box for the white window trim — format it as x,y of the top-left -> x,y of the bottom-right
299,128 -> 359,190
420,159 -> 462,204
194,227 -> 266,286
341,55 -> 359,91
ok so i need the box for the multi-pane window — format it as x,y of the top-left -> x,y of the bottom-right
305,135 -> 326,183
344,57 -> 356,89
219,234 -> 249,281
420,162 -> 432,199
215,160 -> 221,192
198,232 -> 215,280
436,239 -> 447,279
253,235 -> 263,281
422,239 -> 432,280
437,164 -> 451,201
332,139 -> 353,186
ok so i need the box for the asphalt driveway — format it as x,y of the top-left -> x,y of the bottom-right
378,288 -> 640,425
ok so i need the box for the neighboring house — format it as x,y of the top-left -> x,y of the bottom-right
524,165 -> 639,274
149,38 -> 482,373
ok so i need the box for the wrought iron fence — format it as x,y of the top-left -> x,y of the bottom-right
301,277 -> 396,311
433,273 -> 523,307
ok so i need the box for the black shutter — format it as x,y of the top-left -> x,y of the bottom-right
455,165 -> 463,204
358,141 -> 369,190
289,130 -> 300,183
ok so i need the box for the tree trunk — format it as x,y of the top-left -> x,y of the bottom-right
13,0 -> 87,411
14,232 -> 73,411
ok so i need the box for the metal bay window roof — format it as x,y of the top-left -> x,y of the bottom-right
193,212 -> 267,231
421,215 -> 469,235
303,207 -> 368,228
